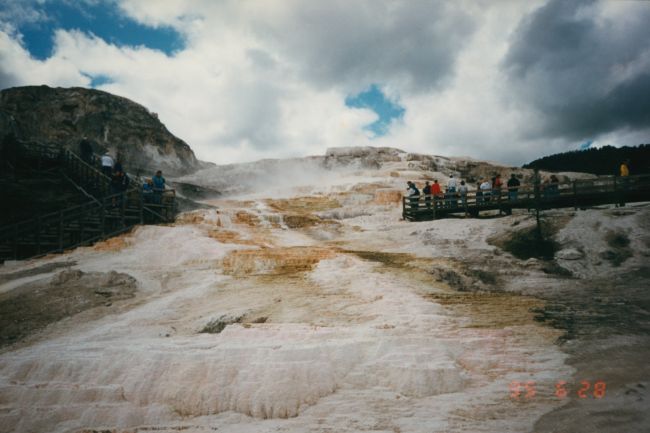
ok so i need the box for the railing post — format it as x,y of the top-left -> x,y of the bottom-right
533,168 -> 541,236
58,210 -> 64,252
121,193 -> 126,228
36,216 -> 41,256
12,225 -> 18,260
79,204 -> 85,245
613,176 -> 623,207
432,196 -> 437,220
100,199 -> 106,239
139,191 -> 144,224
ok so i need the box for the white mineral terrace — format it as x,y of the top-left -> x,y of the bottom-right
5,151 -> 622,433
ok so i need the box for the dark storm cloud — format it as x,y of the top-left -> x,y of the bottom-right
503,0 -> 650,140
252,0 -> 476,92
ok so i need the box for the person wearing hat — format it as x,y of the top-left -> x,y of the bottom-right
406,181 -> 420,210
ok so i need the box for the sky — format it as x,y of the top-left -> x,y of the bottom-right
0,0 -> 649,166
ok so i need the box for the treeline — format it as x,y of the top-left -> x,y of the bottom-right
523,144 -> 650,175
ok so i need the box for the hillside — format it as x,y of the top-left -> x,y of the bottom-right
524,144 -> 650,175
0,85 -> 201,176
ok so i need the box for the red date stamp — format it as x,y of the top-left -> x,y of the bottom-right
509,380 -> 606,400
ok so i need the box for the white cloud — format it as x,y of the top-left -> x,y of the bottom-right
0,30 -> 89,88
1,0 -> 648,165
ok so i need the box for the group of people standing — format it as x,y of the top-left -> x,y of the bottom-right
143,170 -> 166,204
78,137 -> 166,205
99,151 -> 130,198
406,161 -> 635,214
407,173 -> 522,210
476,174 -> 522,203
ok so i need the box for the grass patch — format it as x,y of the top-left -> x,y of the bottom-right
541,261 -> 574,277
492,224 -> 560,261
600,229 -> 633,266
200,315 -> 242,334
467,268 -> 498,285
605,230 -> 630,249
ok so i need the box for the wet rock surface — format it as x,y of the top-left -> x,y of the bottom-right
556,248 -> 584,260
0,269 -> 137,348
0,151 -> 648,432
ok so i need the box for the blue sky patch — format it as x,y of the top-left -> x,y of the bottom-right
16,1 -> 184,60
85,74 -> 114,88
345,84 -> 405,137
579,140 -> 593,150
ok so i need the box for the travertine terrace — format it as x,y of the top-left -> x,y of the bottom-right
1,147 -> 648,433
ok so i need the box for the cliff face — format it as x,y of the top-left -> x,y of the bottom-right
0,85 -> 200,176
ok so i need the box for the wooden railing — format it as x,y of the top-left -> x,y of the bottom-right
0,140 -> 179,261
402,174 -> 650,221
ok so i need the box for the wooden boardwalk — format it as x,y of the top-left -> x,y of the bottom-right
402,174 -> 650,221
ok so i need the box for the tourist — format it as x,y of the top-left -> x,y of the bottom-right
480,179 -> 492,202
143,178 -> 154,203
459,180 -> 468,209
447,175 -> 457,193
476,182 -> 483,204
431,179 -> 442,208
445,187 -> 457,208
545,175 -> 560,198
101,152 -> 114,177
152,170 -> 166,204
507,174 -> 520,201
406,181 -> 420,210
423,181 -> 432,209
79,136 -> 93,165
492,174 -> 503,202
619,159 -> 630,206
406,180 -> 415,195
110,168 -> 129,206
620,159 -> 630,177
444,175 -> 457,208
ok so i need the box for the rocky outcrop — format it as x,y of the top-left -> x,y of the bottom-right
0,85 -> 200,176
324,146 -> 404,169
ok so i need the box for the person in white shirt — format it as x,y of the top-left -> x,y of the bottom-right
447,175 -> 458,192
458,180 -> 468,206
480,179 -> 492,202
445,175 -> 458,207
101,152 -> 114,177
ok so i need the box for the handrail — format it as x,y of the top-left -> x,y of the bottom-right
402,173 -> 650,220
59,171 -> 103,205
143,206 -> 172,223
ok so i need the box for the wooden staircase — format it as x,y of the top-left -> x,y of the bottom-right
0,140 -> 177,262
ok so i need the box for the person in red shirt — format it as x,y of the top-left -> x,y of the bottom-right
493,174 -> 503,201
431,179 -> 442,208
431,179 -> 442,195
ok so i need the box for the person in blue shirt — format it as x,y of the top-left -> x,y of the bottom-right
152,170 -> 165,204
142,178 -> 154,203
